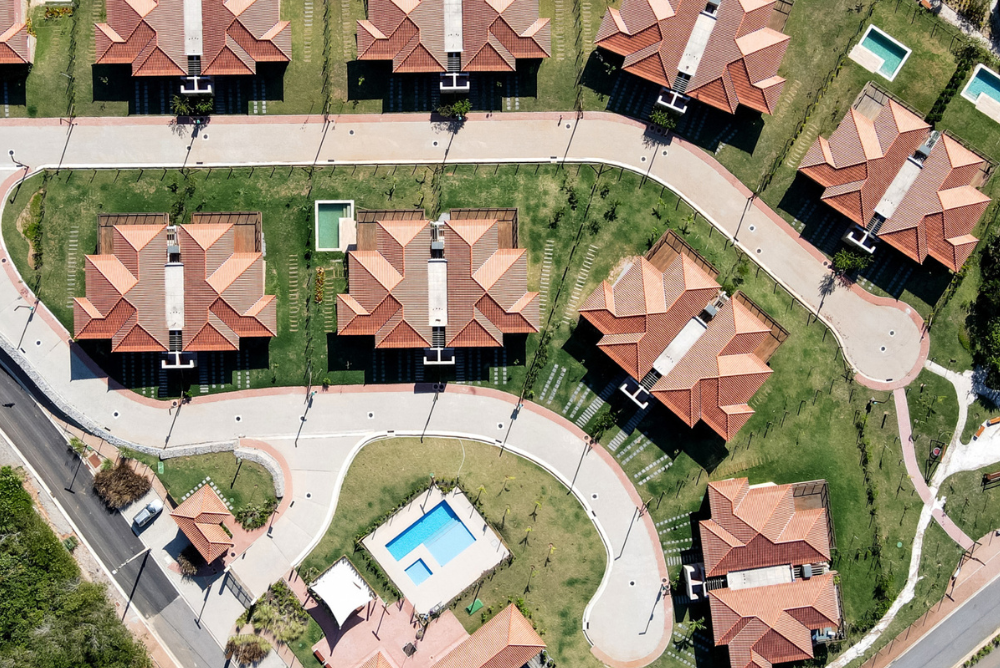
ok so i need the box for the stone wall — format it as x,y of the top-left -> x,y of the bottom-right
234,446 -> 285,498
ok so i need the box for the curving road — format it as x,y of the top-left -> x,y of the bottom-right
0,111 -> 925,386
0,111 -> 935,666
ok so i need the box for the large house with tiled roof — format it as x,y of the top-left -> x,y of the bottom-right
95,0 -> 289,91
74,213 -> 276,365
336,208 -> 539,364
357,0 -> 550,91
696,478 -> 841,668
578,230 -> 786,441
171,485 -> 234,563
799,85 -> 992,272
1,0 -> 33,66
595,0 -> 790,115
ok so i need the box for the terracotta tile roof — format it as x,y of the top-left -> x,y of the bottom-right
95,0 -> 289,76
709,573 -> 840,668
170,486 -> 234,563
74,219 -> 276,353
799,98 -> 991,272
579,245 -> 782,441
595,0 -> 789,114
699,478 -> 831,578
337,210 -> 539,350
433,604 -> 545,668
358,0 -> 550,73
0,0 -> 33,65
351,651 -> 399,668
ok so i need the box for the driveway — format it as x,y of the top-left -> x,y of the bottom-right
0,111 -> 924,386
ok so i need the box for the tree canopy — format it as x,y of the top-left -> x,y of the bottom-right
0,466 -> 151,668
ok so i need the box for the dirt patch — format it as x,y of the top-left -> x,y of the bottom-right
14,190 -> 42,270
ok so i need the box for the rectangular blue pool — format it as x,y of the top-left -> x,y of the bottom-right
404,558 -> 433,585
965,64 -> 1000,105
386,500 -> 476,566
860,26 -> 910,79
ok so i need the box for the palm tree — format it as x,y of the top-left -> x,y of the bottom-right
687,617 -> 706,635
502,475 -> 515,492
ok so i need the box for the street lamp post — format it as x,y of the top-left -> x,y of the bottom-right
733,192 -> 757,245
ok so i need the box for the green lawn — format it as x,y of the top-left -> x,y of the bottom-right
5,163 -> 930,668
847,520 -> 965,668
941,464 -> 1000,542
963,400 -> 1000,443
297,437 -> 607,668
908,370 -> 959,482
131,452 -> 276,513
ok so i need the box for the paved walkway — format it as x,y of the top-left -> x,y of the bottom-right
853,530 -> 1000,668
0,111 -> 926,387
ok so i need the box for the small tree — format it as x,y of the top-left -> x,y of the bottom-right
68,437 -> 87,456
832,248 -> 872,275
171,95 -> 192,116
438,98 -> 472,119
649,109 -> 678,131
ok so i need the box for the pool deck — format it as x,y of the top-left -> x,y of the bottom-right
849,43 -> 886,76
362,487 -> 509,615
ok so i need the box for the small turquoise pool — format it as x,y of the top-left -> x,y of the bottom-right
860,27 -> 910,79
404,559 -> 433,585
315,201 -> 350,250
965,65 -> 1000,105
386,500 -> 475,566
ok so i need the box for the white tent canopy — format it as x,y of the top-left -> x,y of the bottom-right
311,557 -> 375,626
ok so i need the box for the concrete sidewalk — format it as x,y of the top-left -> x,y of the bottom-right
857,530 -> 1000,668
0,111 -> 925,387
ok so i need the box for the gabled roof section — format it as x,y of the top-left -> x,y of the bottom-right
595,0 -> 790,115
709,573 -> 840,668
73,217 -> 276,352
171,486 -> 234,563
433,604 -> 545,668
337,209 -> 539,351
580,233 -> 783,441
0,0 -> 33,65
699,478 -> 831,578
799,88 -> 991,272
96,0 -> 289,76
358,0 -> 550,73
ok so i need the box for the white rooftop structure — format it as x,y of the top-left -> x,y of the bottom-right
164,263 -> 185,331
444,0 -> 463,52
873,157 -> 922,220
677,9 -> 718,77
653,317 -> 708,376
428,259 -> 448,326
311,557 -> 375,626
726,565 -> 794,591
183,0 -> 204,57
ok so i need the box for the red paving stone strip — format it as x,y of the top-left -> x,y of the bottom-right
893,388 -> 974,549
858,531 -> 1000,668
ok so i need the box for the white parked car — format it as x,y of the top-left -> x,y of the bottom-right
133,499 -> 164,528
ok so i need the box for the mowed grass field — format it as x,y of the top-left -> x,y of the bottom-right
131,451 -> 277,512
3,162 -> 961,668
295,437 -> 606,668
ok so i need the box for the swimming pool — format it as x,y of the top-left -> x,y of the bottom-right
314,200 -> 352,251
386,500 -> 476,566
404,558 -> 433,585
858,26 -> 911,81
963,64 -> 1000,106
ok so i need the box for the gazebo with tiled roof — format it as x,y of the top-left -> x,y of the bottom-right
170,485 -> 234,563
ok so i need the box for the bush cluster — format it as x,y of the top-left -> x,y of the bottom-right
225,634 -> 271,666
92,459 -> 151,508
235,497 -> 279,530
927,44 -> 986,125
177,545 -> 204,577
314,267 -> 325,304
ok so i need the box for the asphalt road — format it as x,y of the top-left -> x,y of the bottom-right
890,572 -> 1000,668
0,363 -> 227,668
